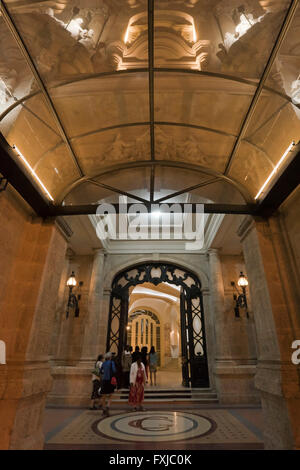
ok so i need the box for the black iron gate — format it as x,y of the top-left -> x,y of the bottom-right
106,262 -> 209,388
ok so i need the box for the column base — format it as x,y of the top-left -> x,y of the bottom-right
47,365 -> 93,407
255,363 -> 300,449
214,360 -> 261,404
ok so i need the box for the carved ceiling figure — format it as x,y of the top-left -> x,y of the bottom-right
0,24 -> 34,108
11,12 -> 95,80
106,133 -> 131,161
217,9 -> 284,77
183,136 -> 208,164
104,130 -> 150,162
91,42 -> 113,72
155,126 -> 177,160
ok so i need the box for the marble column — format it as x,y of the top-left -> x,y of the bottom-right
238,216 -> 300,449
48,251 -> 110,407
79,249 -> 106,366
208,248 -> 259,404
0,216 -> 67,449
208,249 -> 226,359
202,287 -> 216,391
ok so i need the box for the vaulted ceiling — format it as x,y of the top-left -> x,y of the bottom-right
0,0 -> 299,216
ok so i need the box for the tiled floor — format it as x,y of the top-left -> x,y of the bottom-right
43,404 -> 264,450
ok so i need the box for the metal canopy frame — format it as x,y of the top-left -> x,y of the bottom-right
0,0 -> 299,218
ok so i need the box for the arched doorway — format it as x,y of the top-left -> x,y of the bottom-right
127,310 -> 161,366
106,262 -> 209,388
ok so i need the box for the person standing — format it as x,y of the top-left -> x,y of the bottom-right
129,354 -> 147,411
149,346 -> 158,386
121,345 -> 132,388
132,345 -> 140,363
141,346 -> 149,380
100,352 -> 117,416
90,354 -> 103,410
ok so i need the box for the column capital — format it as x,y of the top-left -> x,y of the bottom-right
92,247 -> 106,255
207,248 -> 220,256
237,216 -> 255,241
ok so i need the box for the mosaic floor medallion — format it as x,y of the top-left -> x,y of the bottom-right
93,411 -> 215,442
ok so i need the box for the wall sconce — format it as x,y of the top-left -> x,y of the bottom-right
66,271 -> 83,318
0,177 -> 8,193
231,272 -> 249,318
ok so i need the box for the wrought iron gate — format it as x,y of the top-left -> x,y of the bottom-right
106,262 -> 209,388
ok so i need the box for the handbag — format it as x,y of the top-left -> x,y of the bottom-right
110,361 -> 117,386
92,361 -> 101,377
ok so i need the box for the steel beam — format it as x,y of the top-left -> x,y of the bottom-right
0,134 -> 50,216
148,0 -> 155,162
48,203 -> 257,216
257,150 -> 300,217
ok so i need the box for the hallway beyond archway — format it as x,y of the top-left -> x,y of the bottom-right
107,262 -> 209,388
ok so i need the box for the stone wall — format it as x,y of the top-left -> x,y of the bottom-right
0,188 -> 67,449
238,211 -> 300,449
210,250 -> 260,404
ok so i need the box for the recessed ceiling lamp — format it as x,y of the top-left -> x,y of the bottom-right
13,145 -> 54,201
254,141 -> 296,201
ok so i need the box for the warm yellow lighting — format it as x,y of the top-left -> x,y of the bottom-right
192,19 -> 197,42
237,272 -> 248,288
126,325 -> 130,330
67,272 -> 77,288
13,145 -> 54,201
255,141 -> 296,200
124,24 -> 130,44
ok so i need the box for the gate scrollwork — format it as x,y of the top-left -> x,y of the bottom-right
107,262 -> 209,388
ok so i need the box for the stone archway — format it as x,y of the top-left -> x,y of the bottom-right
106,261 -> 209,388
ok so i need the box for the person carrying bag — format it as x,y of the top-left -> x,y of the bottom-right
99,352 -> 117,416
90,354 -> 103,410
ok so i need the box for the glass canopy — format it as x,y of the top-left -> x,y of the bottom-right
0,0 -> 299,210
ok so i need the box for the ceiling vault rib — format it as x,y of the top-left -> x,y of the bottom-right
0,1 -> 84,177
223,0 -> 299,176
246,101 -> 290,140
2,75 -> 297,126
70,122 -> 150,141
21,103 -> 61,137
57,160 -> 253,205
51,68 -> 256,90
52,68 -> 149,89
69,121 -> 236,142
87,179 -> 150,204
148,0 -> 155,164
0,90 -> 41,121
154,178 -> 222,204
150,165 -> 155,203
154,121 -> 236,138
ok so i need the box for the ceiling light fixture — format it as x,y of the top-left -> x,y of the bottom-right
13,145 -> 54,201
255,141 -> 296,201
